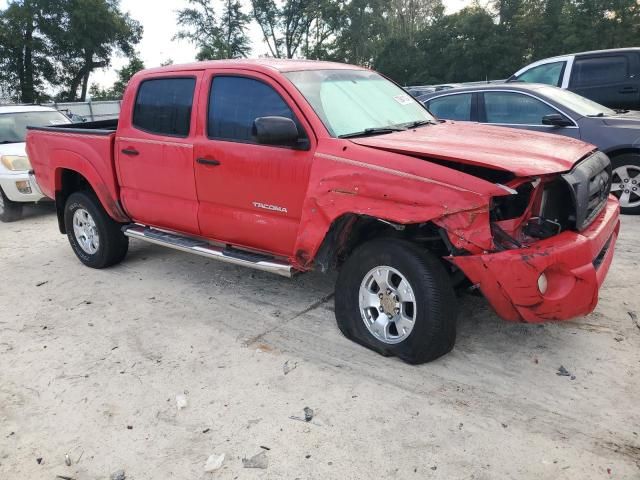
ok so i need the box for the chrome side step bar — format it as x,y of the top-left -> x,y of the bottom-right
122,225 -> 294,278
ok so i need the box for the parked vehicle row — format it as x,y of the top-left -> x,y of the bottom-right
0,105 -> 71,222
420,83 -> 640,214
508,47 -> 640,111
26,59 -> 619,364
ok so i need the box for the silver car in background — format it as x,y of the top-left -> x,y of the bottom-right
420,83 -> 640,214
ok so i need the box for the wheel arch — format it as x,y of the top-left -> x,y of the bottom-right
310,213 -> 455,273
54,166 -> 128,233
603,146 -> 640,159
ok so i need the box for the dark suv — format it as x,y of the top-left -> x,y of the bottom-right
508,48 -> 640,111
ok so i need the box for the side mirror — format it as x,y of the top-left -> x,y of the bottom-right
542,113 -> 573,127
253,116 -> 299,146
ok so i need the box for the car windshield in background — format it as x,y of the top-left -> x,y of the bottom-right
285,69 -> 434,138
538,86 -> 616,117
0,111 -> 70,144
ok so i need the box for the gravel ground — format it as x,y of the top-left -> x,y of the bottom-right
1,204 -> 639,479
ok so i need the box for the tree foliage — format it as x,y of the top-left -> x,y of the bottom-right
0,0 -> 62,102
175,0 -> 251,60
89,54 -> 144,100
0,0 -> 141,102
251,0 -> 341,58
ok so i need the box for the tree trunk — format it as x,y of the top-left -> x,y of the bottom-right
20,8 -> 35,104
80,71 -> 90,101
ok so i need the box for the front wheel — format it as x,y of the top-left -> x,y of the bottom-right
64,191 -> 129,268
610,153 -> 640,215
335,238 -> 457,364
0,187 -> 23,222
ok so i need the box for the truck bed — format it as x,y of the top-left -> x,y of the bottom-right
27,118 -> 118,136
26,118 -> 127,222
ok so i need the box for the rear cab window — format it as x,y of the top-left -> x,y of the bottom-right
133,78 -> 196,137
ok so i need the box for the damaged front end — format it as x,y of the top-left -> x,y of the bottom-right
437,151 -> 620,322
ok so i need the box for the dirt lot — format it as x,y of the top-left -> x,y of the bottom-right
1,205 -> 639,480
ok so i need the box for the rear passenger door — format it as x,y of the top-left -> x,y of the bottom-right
569,53 -> 640,110
116,73 -> 202,235
479,91 -> 580,139
192,70 -> 315,257
425,93 -> 477,122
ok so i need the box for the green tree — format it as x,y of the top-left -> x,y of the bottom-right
55,0 -> 142,101
88,54 -> 144,100
0,0 -> 60,103
111,54 -> 144,97
251,0 -> 338,59
175,0 -> 251,60
332,0 -> 389,66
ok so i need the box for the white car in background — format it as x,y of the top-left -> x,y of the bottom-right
0,105 -> 71,222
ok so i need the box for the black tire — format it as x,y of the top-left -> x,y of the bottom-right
64,191 -> 129,268
335,238 -> 457,364
0,187 -> 23,222
611,153 -> 640,215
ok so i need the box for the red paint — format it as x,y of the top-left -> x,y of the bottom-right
27,59 -> 620,324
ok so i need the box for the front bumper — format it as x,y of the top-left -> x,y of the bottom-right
451,197 -> 620,322
0,170 -> 46,203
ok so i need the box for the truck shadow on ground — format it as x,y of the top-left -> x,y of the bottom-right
18,201 -> 55,221
123,240 -> 564,369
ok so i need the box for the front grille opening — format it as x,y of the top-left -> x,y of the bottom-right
593,236 -> 612,270
490,182 -> 534,221
562,151 -> 612,231
539,179 -> 573,229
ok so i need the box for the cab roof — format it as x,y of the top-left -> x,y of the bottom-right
140,58 -> 367,76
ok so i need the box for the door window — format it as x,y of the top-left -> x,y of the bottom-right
484,92 -> 558,125
208,76 -> 305,143
571,56 -> 629,86
515,61 -> 565,86
427,94 -> 472,121
133,78 -> 196,137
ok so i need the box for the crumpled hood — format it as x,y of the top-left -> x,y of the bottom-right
350,121 -> 596,177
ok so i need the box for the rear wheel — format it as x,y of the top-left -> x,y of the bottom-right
335,238 -> 457,364
0,187 -> 23,222
610,153 -> 640,215
64,191 -> 128,268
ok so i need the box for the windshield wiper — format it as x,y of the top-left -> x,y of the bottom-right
402,120 -> 436,129
587,112 -> 606,117
614,108 -> 630,114
0,140 -> 17,144
339,127 -> 405,139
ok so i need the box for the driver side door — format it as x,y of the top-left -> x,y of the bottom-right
193,70 -> 315,257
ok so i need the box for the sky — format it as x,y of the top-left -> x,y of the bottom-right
0,0 -> 473,89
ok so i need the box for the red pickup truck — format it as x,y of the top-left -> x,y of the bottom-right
27,59 -> 620,363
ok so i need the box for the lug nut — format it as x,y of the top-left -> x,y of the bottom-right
394,308 -> 400,314
379,306 -> 384,312
624,178 -> 629,182
378,293 -> 383,299
386,288 -> 392,295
